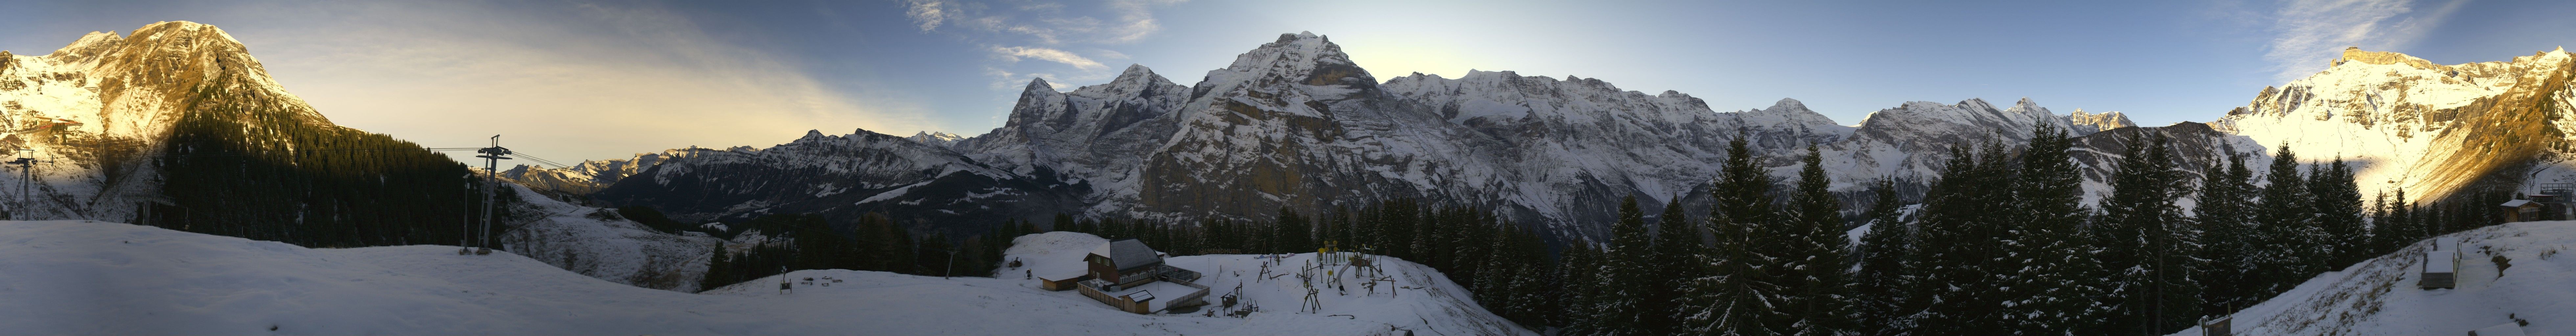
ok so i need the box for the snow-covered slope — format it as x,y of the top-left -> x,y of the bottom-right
2214,47 -> 2576,202
591,129 -> 1088,237
0,220 -> 1529,335
985,231 -> 1537,336
497,182 -> 722,292
2173,221 -> 2576,336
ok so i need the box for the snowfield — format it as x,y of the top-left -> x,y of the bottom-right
2176,221 -> 2576,336
0,220 -> 1532,335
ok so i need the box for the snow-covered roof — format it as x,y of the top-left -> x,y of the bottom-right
1088,239 -> 1161,271
2426,250 -> 2456,273
2502,199 -> 2535,208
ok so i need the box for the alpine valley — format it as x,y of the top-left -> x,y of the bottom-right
11,20 -> 2576,336
557,32 -> 2576,245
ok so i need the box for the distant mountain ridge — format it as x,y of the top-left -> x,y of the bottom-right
576,32 -> 2170,240
517,34 -> 2576,243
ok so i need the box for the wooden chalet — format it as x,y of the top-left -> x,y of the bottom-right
2502,199 -> 2542,222
1066,239 -> 1209,314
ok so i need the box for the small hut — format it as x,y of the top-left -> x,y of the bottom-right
2411,240 -> 2452,290
2501,199 -> 2542,222
2199,314 -> 2232,336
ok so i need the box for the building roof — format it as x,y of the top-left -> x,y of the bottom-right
2503,199 -> 2535,208
2426,250 -> 2456,273
1088,239 -> 1162,271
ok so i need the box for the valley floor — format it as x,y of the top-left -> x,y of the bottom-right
2177,221 -> 2576,336
0,220 -> 1529,336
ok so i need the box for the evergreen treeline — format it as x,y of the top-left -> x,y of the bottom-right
1541,125 -> 2502,336
142,84 -> 497,248
698,212 -> 1034,290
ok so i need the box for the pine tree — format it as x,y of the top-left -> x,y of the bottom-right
1783,145 -> 1856,335
2095,132 -> 2202,335
2000,124 -> 2116,335
2251,145 -> 2315,297
1559,241 -> 1612,335
2312,158 -> 2367,266
1909,140 -> 2014,335
1588,197 -> 1663,335
1678,133 -> 1779,336
1653,196 -> 1702,333
1854,178 -> 1918,336
2195,151 -> 2262,313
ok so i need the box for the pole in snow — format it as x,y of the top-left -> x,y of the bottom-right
944,248 -> 959,279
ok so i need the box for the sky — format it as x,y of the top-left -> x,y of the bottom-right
1,0 -> 2572,163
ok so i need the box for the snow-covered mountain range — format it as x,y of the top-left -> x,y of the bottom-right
570,32 -> 2153,240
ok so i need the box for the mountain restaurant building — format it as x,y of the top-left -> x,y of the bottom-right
1064,239 -> 1210,314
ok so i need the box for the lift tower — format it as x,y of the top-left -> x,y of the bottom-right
470,135 -> 512,255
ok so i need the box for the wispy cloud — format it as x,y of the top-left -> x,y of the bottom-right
903,0 -> 950,31
993,46 -> 1105,69
903,0 -> 1186,88
2264,0 -> 2473,81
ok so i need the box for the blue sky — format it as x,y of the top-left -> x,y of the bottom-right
2,0 -> 2571,162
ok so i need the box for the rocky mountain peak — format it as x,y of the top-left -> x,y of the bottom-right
1768,97 -> 1810,112
1196,31 -> 1371,97
2334,47 -> 2447,71
2066,109 -> 2136,134
1021,77 -> 1056,93
45,31 -> 125,64
907,131 -> 965,147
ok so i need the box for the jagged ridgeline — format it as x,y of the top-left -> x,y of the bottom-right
0,21 -> 497,247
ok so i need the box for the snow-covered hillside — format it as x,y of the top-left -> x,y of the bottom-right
496,183 -> 722,292
987,231 -> 1536,336
0,220 -> 1531,335
2176,221 -> 2576,336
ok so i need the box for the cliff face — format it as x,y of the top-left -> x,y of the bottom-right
2217,47 -> 2576,202
0,21 -> 356,220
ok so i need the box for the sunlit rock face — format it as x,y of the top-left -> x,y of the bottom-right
2215,47 -> 2576,201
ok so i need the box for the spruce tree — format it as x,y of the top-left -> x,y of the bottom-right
1909,141 -> 2014,335
1653,196 -> 1702,333
1783,145 -> 1856,335
1678,133 -> 1779,336
2095,132 -> 2202,335
2000,124 -> 2116,335
1853,178 -> 1919,336
2312,158 -> 2367,266
1590,197 -> 1663,335
2252,145 -> 2315,297
2195,151 -> 2261,313
1559,241 -> 1612,335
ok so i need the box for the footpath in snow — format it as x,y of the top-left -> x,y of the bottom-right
0,220 -> 1532,335
2176,220 -> 2576,336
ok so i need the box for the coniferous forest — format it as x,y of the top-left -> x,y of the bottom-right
781,121 -> 2520,335
138,82 -> 503,248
